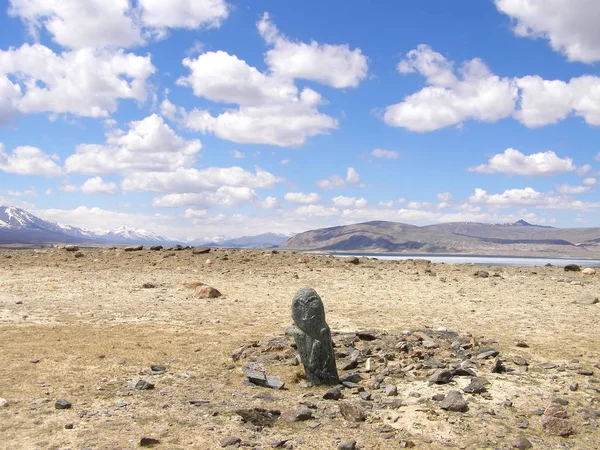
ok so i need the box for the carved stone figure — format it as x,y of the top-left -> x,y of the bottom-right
291,288 -> 339,386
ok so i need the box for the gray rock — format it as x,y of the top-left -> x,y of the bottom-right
384,384 -> 398,396
220,436 -> 241,447
429,370 -> 453,384
476,349 -> 499,359
54,399 -> 71,409
540,362 -> 557,369
192,246 -> 211,254
149,245 -> 163,251
64,245 -> 79,252
338,440 -> 357,450
432,393 -> 445,401
242,362 -> 285,390
150,364 -> 166,374
512,437 -> 532,449
462,378 -> 487,394
512,356 -> 529,366
124,245 -> 143,252
564,264 -> 581,272
323,385 -> 343,400
440,391 -> 468,412
338,401 -> 367,422
291,406 -> 313,422
135,380 -> 155,390
491,357 -> 506,373
291,288 -> 339,386
473,270 -> 489,278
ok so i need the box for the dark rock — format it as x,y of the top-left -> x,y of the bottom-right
291,406 -> 313,422
569,382 -> 579,391
140,437 -> 160,447
384,384 -> 398,396
150,246 -> 163,251
65,245 -> 79,252
323,385 -> 344,400
135,380 -> 155,390
440,391 -> 468,412
564,264 -> 581,272
356,330 -> 378,341
432,393 -> 445,401
552,398 -> 569,406
291,288 -> 339,386
463,378 -> 487,394
577,369 -> 594,375
512,356 -> 529,366
195,285 -> 221,298
142,282 -> 156,289
516,341 -> 529,348
271,439 -> 289,448
429,370 -> 453,384
477,349 -> 499,359
192,246 -> 211,255
345,257 -> 359,265
491,357 -> 506,373
124,245 -> 143,252
64,423 -> 74,429
236,408 -> 281,427
340,372 -> 362,384
220,436 -> 241,447
338,401 -> 367,422
338,440 -> 357,450
74,251 -> 84,258
242,362 -> 285,390
150,365 -> 166,374
512,437 -> 532,449
473,270 -> 489,278
54,399 -> 71,409
189,400 -> 210,406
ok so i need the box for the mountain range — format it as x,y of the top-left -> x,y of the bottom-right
0,206 -> 291,248
281,220 -> 600,257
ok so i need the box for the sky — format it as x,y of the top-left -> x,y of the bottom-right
1,0 -> 600,240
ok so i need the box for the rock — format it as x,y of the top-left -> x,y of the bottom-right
140,437 -> 160,447
384,384 -> 398,396
564,264 -> 581,272
462,378 -> 487,394
291,406 -> 313,421
189,400 -> 210,406
220,436 -> 241,447
552,398 -> 569,406
476,349 -> 499,359
195,285 -> 221,298
74,251 -> 84,258
516,341 -> 529,348
577,369 -> 594,376
0,398 -> 8,408
270,439 -> 290,448
582,268 -> 597,275
512,437 -> 532,449
236,408 -> 281,427
432,393 -> 445,402
192,246 -> 211,254
399,441 -> 415,448
491,357 -> 506,373
54,399 -> 71,409
124,245 -> 143,252
242,363 -> 285,390
291,288 -> 339,386
573,295 -> 599,305
64,423 -> 74,429
356,330 -> 378,341
540,362 -> 557,369
142,282 -> 156,289
515,419 -> 529,429
338,440 -> 357,450
345,257 -> 359,265
150,365 -> 166,374
440,391 -> 468,412
338,401 -> 367,422
64,245 -> 79,252
429,370 -> 453,384
512,356 -> 529,366
135,380 -> 155,390
473,270 -> 489,278
323,385 -> 344,400
541,417 -> 574,436
149,246 -> 163,251
569,382 -> 579,391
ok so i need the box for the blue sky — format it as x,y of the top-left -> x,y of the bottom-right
1,0 -> 600,239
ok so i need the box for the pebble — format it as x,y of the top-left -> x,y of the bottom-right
139,437 -> 160,447
220,436 -> 241,447
195,285 -> 221,298
569,382 -> 579,391
540,363 -> 557,369
338,440 -> 357,450
55,399 -> 71,409
64,423 -> 74,429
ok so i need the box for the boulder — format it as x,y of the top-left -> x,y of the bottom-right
192,246 -> 211,254
582,267 -> 597,275
64,245 -> 79,252
124,245 -> 143,252
564,264 -> 581,272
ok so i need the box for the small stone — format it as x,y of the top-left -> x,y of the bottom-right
356,330 -> 378,341
135,380 -> 155,390
384,384 -> 398,396
473,270 -> 489,278
142,282 -> 156,289
531,409 -> 544,416
512,437 -> 532,449
338,440 -> 356,450
463,378 -> 487,394
541,417 -> 574,436
236,408 -> 281,427
491,357 -> 506,373
429,370 -> 454,384
477,349 -> 499,359
140,437 -> 160,447
323,385 -> 344,400
54,399 -> 71,409
195,285 -> 221,298
192,246 -> 211,254
569,382 -> 579,391
64,423 -> 74,429
515,419 -> 529,429
540,362 -> 557,369
270,439 -> 289,448
577,369 -> 594,376
345,257 -> 359,265
359,391 -> 371,401
189,400 -> 210,406
440,391 -> 468,412
0,398 -> 8,408
516,341 -> 529,348
150,365 -> 166,374
564,264 -> 581,272
64,245 -> 79,252
338,401 -> 367,422
124,245 -> 143,252
399,441 -> 415,448
432,393 -> 445,401
582,268 -> 597,275
512,356 -> 529,366
291,406 -> 313,422
220,436 -> 241,447
552,398 -> 569,406
74,251 -> 84,258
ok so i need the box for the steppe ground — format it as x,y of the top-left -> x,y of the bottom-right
0,247 -> 599,450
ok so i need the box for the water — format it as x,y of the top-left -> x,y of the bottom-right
330,253 -> 600,267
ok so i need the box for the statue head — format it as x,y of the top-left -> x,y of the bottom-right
292,287 -> 328,337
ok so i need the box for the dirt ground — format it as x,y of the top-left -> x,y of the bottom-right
0,247 -> 599,450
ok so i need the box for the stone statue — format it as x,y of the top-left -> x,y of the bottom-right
291,288 -> 339,386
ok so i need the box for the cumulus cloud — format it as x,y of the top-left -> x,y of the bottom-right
494,0 -> 600,63
8,0 -> 229,49
371,149 -> 399,160
80,177 -> 118,195
65,114 -> 201,175
556,184 -> 591,194
469,148 -> 576,176
231,150 -> 245,159
407,201 -> 431,209
152,186 -> 259,208
8,188 -> 36,197
316,168 -> 359,190
284,192 -> 321,204
469,187 -> 600,210
346,167 -> 360,184
294,204 -> 339,217
257,12 -> 368,89
260,196 -> 280,209
583,177 -> 597,186
0,143 -> 62,176
0,44 -> 155,122
332,196 -> 367,208
383,44 -> 600,131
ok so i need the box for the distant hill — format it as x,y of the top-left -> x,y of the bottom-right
205,232 -> 292,249
281,220 -> 600,256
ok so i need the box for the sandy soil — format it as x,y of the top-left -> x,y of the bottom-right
0,247 -> 599,450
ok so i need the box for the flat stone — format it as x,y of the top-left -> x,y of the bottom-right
552,398 -> 569,406
440,391 -> 468,412
573,295 -> 599,305
220,436 -> 241,447
512,437 -> 532,449
429,370 -> 453,384
291,406 -> 313,422
338,401 -> 367,422
124,245 -> 143,252
150,365 -> 166,374
477,349 -> 499,359
512,356 -> 529,366
540,362 -> 557,369
192,246 -> 211,254
270,439 -> 289,448
577,369 -> 594,376
462,378 -> 487,394
189,400 -> 210,406
54,399 -> 71,409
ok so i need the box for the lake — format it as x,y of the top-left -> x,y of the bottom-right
330,253 -> 600,267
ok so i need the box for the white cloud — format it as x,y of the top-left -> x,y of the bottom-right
184,208 -> 209,219
370,148 -> 399,160
65,114 -> 201,175
407,201 -> 431,209
280,159 -> 290,166
469,187 -> 600,210
583,177 -> 597,186
0,143 -> 62,176
45,188 -> 53,195
8,188 -> 36,197
80,176 -> 118,195
469,148 -> 576,176
494,0 -> 600,63
231,150 -> 245,159
514,76 -> 573,126
556,184 -> 591,194
60,184 -> 78,193
284,192 -> 321,204
577,164 -> 592,175
294,204 -> 339,217
121,166 -> 281,193
0,44 -> 155,122
346,167 -> 360,184
384,45 -> 517,132
8,0 -> 229,50
332,196 -> 367,208
378,200 -> 394,208
173,51 -> 338,146
437,192 -> 452,202
152,186 -> 259,208
257,12 -> 368,89
260,196 -> 280,209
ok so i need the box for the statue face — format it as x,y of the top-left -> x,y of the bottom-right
292,288 -> 327,336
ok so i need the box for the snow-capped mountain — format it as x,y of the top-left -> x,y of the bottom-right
0,206 -> 175,245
